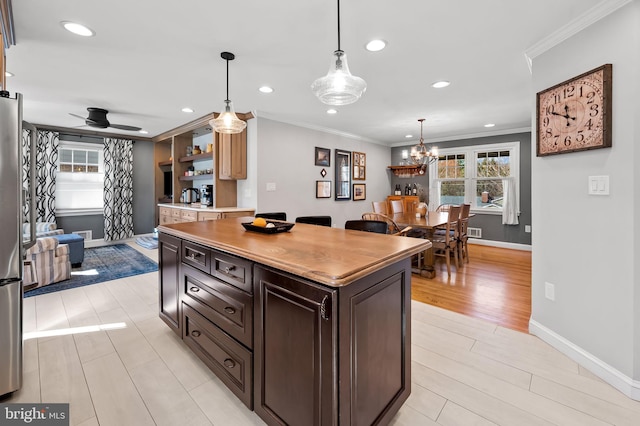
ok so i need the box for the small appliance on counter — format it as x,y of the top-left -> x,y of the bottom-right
181,187 -> 200,204
200,184 -> 213,207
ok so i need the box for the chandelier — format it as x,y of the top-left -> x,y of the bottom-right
210,52 -> 247,134
411,119 -> 438,165
311,0 -> 366,105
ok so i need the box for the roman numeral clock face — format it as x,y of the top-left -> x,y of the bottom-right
536,64 -> 612,156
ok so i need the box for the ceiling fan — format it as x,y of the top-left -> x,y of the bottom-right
69,107 -> 142,132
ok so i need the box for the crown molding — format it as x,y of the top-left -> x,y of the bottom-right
524,0 -> 631,71
389,127 -> 531,148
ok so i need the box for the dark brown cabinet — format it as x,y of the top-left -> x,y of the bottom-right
254,266 -> 336,426
159,233 -> 181,335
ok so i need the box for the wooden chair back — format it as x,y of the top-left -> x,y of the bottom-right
390,200 -> 405,214
361,212 -> 412,236
431,205 -> 462,276
371,201 -> 388,215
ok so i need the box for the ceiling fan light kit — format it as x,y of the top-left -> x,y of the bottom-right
311,0 -> 366,106
210,51 -> 247,134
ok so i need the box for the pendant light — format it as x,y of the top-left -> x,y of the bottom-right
210,51 -> 247,134
411,119 -> 438,165
311,0 -> 366,105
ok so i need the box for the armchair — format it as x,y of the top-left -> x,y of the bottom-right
23,237 -> 71,288
23,222 -> 64,240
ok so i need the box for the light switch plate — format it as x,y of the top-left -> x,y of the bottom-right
266,182 -> 276,192
588,176 -> 609,195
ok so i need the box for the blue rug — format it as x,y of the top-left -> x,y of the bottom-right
136,236 -> 158,249
25,244 -> 158,298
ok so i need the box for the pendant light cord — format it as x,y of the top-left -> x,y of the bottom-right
225,58 -> 230,102
336,0 -> 341,52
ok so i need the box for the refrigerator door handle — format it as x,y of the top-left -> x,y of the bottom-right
22,121 -> 37,250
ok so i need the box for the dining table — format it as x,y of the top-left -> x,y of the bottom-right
392,211 -> 451,278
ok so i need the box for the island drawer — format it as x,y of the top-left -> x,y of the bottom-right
182,264 -> 253,348
182,241 -> 210,273
211,251 -> 252,294
182,302 -> 253,409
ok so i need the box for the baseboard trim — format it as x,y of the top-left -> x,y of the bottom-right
529,319 -> 640,401
468,238 -> 532,251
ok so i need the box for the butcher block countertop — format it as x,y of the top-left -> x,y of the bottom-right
158,217 -> 430,287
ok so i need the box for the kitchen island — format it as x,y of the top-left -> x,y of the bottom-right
158,217 -> 430,425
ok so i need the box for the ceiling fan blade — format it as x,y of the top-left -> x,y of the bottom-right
69,113 -> 86,120
109,123 -> 142,132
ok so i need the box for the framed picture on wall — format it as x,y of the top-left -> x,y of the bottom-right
352,151 -> 366,180
316,180 -> 331,198
335,149 -> 351,200
315,147 -> 331,166
353,183 -> 366,201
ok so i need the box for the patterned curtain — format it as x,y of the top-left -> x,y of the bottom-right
103,138 -> 134,241
22,129 -> 59,223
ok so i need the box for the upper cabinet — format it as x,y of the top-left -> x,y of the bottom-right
218,130 -> 247,180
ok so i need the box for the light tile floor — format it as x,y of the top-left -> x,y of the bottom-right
6,242 -> 640,425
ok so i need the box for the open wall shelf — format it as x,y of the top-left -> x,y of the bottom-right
388,165 -> 426,177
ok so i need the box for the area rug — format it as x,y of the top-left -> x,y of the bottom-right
135,236 -> 158,250
25,244 -> 158,298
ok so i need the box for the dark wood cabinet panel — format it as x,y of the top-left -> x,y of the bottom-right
182,240 -> 211,273
254,266 -> 336,426
159,233 -> 181,334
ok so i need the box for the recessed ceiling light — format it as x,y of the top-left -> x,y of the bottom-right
5,71 -> 13,77
326,109 -> 338,114
431,81 -> 450,89
484,123 -> 495,128
405,134 -> 413,138
181,107 -> 194,113
139,130 -> 149,134
61,21 -> 95,37
365,39 -> 386,52
258,86 -> 274,94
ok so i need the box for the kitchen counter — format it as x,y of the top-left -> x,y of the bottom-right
157,203 -> 255,225
158,216 -> 429,287
157,202 -> 253,213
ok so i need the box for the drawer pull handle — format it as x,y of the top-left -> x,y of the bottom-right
223,358 -> 236,368
223,265 -> 236,274
224,306 -> 236,314
190,287 -> 200,293
187,254 -> 198,261
191,330 -> 201,338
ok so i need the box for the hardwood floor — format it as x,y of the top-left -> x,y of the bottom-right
6,241 -> 640,425
412,243 -> 532,333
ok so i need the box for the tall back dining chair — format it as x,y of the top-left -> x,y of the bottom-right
255,212 -> 287,221
371,201 -> 389,215
344,220 -> 388,234
431,204 -> 461,277
457,203 -> 471,265
295,216 -> 332,227
390,200 -> 405,214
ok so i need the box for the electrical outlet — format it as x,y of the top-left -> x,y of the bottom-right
525,225 -> 531,233
545,282 -> 555,301
266,182 -> 276,192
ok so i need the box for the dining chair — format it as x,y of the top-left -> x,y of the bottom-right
344,220 -> 388,234
457,203 -> 471,265
431,204 -> 461,277
436,203 -> 454,213
371,201 -> 388,215
361,213 -> 412,236
255,212 -> 287,221
390,200 -> 405,214
295,216 -> 332,227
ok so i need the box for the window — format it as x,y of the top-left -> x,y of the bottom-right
433,142 -> 519,213
56,141 -> 104,216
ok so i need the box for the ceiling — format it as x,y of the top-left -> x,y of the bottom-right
4,0 -> 608,145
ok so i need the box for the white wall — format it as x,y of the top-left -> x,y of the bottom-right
530,1 -> 639,397
238,117 -> 391,228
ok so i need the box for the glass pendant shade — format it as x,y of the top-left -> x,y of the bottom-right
210,100 -> 246,134
311,50 -> 366,106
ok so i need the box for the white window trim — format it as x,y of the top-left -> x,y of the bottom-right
435,141 -> 520,215
56,140 -> 105,216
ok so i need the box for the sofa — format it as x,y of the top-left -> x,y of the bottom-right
23,222 -> 64,240
23,237 -> 71,288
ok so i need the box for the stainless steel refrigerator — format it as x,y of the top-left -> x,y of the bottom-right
0,91 -> 36,398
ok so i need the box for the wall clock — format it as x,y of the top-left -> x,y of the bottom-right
536,64 -> 612,156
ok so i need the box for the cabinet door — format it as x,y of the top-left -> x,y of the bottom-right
219,131 -> 247,180
254,266 -> 336,426
159,233 -> 181,334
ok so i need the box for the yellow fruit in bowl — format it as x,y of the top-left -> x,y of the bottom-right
252,217 -> 267,227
